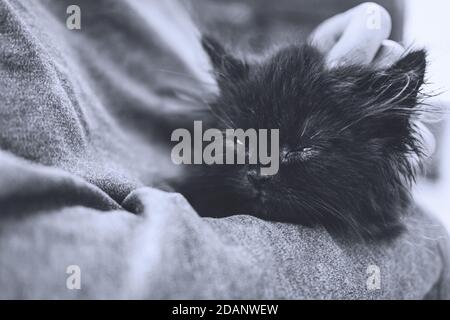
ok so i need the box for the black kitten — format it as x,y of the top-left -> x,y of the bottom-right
172,36 -> 427,241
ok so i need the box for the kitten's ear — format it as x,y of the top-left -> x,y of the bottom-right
375,50 -> 427,107
201,35 -> 248,81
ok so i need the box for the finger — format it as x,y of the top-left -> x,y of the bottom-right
326,3 -> 392,67
308,4 -> 378,53
372,40 -> 405,68
308,11 -> 352,54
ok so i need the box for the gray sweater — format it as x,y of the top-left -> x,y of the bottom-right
0,0 -> 449,299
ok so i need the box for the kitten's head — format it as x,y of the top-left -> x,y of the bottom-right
180,36 -> 427,240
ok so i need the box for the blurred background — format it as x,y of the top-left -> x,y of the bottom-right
187,0 -> 450,230
404,0 -> 450,231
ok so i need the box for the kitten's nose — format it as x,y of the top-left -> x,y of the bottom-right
247,169 -> 269,186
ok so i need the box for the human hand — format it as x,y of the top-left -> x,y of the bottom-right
309,2 -> 435,164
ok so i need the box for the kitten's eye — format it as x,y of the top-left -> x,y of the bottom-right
285,147 -> 319,162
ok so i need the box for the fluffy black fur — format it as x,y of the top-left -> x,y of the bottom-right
172,36 -> 428,241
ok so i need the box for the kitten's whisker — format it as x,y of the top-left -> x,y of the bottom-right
309,130 -> 322,140
308,197 -> 368,239
299,118 -> 310,138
